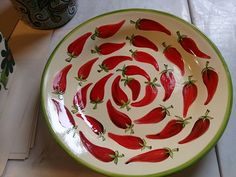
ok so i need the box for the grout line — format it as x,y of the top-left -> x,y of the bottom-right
187,0 -> 194,24
30,101 -> 40,149
215,145 -> 223,177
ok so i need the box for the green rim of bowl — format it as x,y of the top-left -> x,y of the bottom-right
40,8 -> 233,177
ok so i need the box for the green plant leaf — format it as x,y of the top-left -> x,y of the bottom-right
0,71 -> 8,89
5,67 -> 9,77
1,50 -> 6,57
1,58 -> 7,69
9,65 -> 13,73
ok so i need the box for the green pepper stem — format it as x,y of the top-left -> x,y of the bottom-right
130,20 -> 136,24
141,139 -> 152,150
164,64 -> 168,70
206,61 -> 210,68
129,49 -> 136,56
145,77 -> 160,87
162,42 -> 168,48
171,148 -> 179,152
176,31 -> 181,38
65,56 -> 73,62
205,109 -> 210,116
91,49 -> 97,54
91,30 -> 98,40
126,36 -> 131,40
125,124 -> 134,134
166,105 -> 174,109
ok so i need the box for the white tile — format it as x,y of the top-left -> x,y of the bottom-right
189,0 -> 236,177
0,21 -> 52,175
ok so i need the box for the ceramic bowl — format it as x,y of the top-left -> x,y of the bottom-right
40,9 -> 232,177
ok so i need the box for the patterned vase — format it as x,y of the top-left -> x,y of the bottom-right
10,0 -> 78,29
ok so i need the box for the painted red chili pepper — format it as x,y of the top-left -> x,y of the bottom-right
90,73 -> 113,109
75,57 -> 98,86
134,105 -> 173,124
202,61 -> 218,105
111,75 -> 131,111
162,42 -> 185,76
72,83 -> 92,113
160,64 -> 176,102
179,109 -> 213,144
130,18 -> 171,35
66,32 -> 92,62
177,31 -> 211,59
108,132 -> 152,150
121,76 -> 141,101
91,42 -> 125,55
146,116 -> 191,139
76,114 -> 106,140
51,99 -> 76,129
79,131 -> 124,164
52,64 -> 72,99
106,100 -> 134,134
182,76 -> 198,117
129,49 -> 159,71
126,34 -> 158,51
116,65 -> 151,81
131,78 -> 160,107
91,20 -> 125,40
98,56 -> 132,73
125,147 -> 179,164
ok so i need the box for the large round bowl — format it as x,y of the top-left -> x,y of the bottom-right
40,9 -> 233,177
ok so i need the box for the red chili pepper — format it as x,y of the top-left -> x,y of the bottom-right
146,116 -> 191,139
129,49 -> 159,71
76,114 -> 106,140
66,32 -> 92,62
98,56 -> 132,73
125,147 -> 179,164
177,31 -> 211,59
131,78 -> 160,107
111,75 -> 131,111
116,65 -> 151,81
75,57 -> 98,86
126,34 -> 158,51
72,83 -> 92,114
202,61 -> 218,105
121,76 -> 141,101
130,18 -> 171,35
106,100 -> 134,134
51,99 -> 76,129
162,42 -> 185,76
182,76 -> 198,117
91,20 -> 125,40
179,109 -> 213,144
91,42 -> 125,55
160,64 -> 176,102
90,73 -> 113,109
134,105 -> 173,124
79,131 -> 124,164
52,64 -> 72,99
108,132 -> 152,150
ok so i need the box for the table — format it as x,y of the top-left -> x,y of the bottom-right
0,0 -> 235,177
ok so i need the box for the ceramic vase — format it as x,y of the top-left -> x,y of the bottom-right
10,0 -> 78,29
